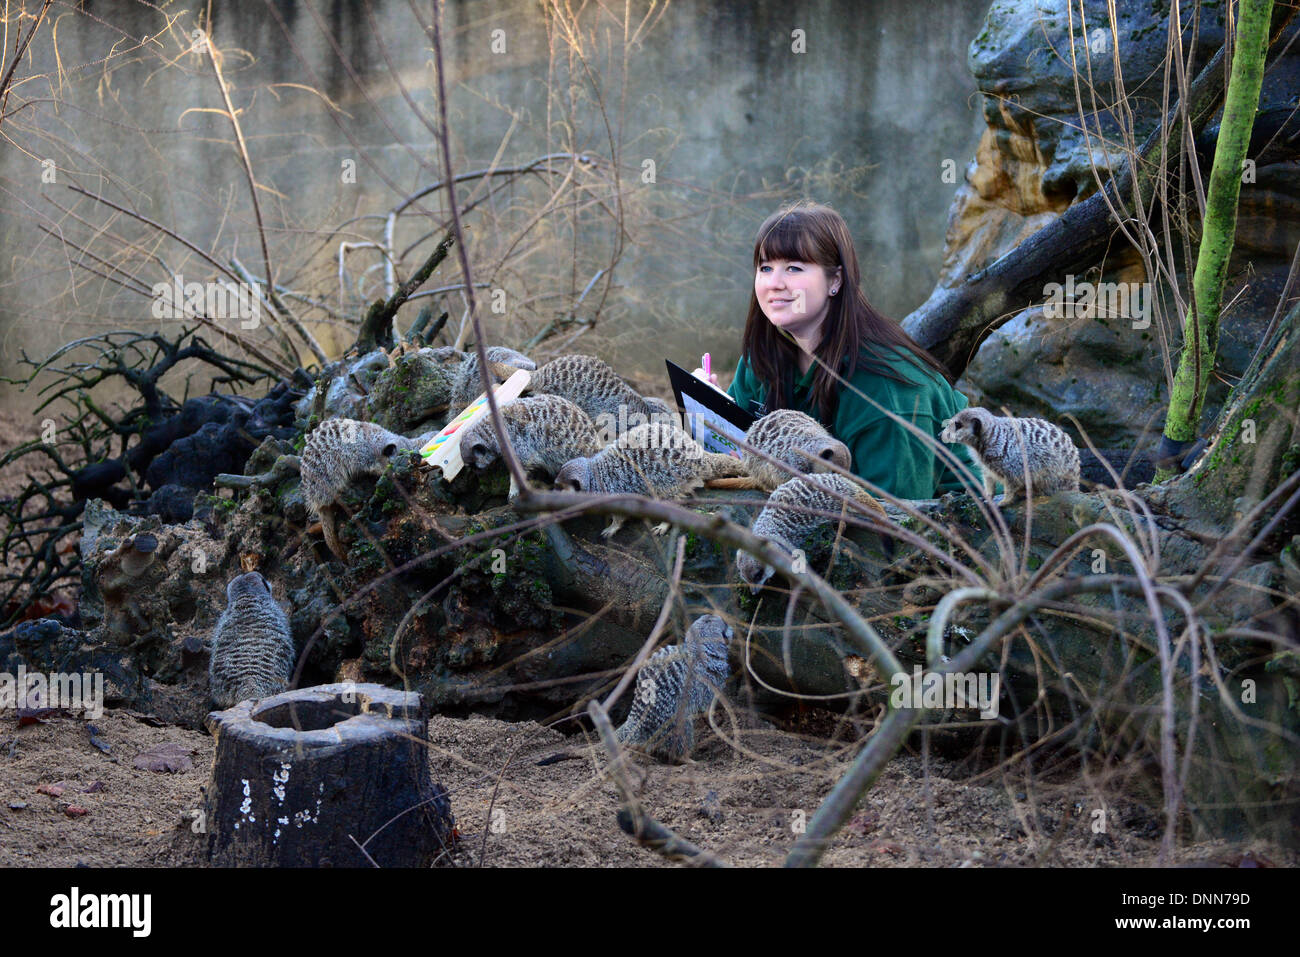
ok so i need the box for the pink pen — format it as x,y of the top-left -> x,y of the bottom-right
702,353 -> 711,379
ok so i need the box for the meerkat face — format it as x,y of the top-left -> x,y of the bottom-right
554,457 -> 592,492
484,346 -> 537,372
458,418 -> 503,470
785,436 -> 851,474
694,614 -> 734,642
810,437 -> 851,473
465,437 -> 498,470
940,409 -> 983,445
736,550 -> 776,594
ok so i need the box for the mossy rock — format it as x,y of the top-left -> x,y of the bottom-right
366,348 -> 458,434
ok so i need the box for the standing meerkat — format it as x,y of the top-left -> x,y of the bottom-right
737,472 -> 886,593
526,354 -> 673,430
615,614 -> 733,763
553,421 -> 747,537
939,407 -> 1080,505
301,418 -> 429,558
458,394 -> 604,499
742,409 -> 851,490
209,571 -> 295,708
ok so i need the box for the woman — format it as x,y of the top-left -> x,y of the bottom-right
701,201 -> 980,500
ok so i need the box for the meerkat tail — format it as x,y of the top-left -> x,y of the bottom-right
852,487 -> 887,516
488,360 -> 523,381
319,505 -> 346,559
704,475 -> 763,490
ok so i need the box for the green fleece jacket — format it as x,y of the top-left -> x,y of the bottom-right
727,348 -> 982,500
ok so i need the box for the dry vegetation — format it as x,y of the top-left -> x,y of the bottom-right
0,1 -> 1296,867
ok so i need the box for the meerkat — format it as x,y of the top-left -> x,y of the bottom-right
441,345 -> 536,415
737,472 -> 886,594
209,571 -> 296,708
642,394 -> 675,417
300,417 -> 428,559
615,614 -> 734,763
939,407 -> 1080,506
553,421 -> 746,537
742,409 -> 852,491
526,354 -> 674,431
536,613 -> 734,766
458,394 -> 604,498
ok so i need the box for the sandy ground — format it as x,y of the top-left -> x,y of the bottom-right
1,707 -> 1291,868
1,407 -> 1291,868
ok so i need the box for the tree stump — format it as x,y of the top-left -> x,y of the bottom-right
203,683 -> 453,867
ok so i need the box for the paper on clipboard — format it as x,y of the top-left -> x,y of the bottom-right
665,360 -> 756,460
680,392 -> 746,457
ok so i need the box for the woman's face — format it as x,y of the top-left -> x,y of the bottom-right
755,257 -> 841,345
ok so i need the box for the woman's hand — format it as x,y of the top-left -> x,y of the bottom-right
693,352 -> 721,388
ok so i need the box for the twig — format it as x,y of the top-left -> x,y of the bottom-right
0,0 -> 52,128
355,230 -> 456,353
64,185 -> 297,374
229,257 -> 328,365
202,32 -> 326,365
423,0 -> 530,501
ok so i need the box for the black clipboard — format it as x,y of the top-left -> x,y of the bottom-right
666,359 -> 757,459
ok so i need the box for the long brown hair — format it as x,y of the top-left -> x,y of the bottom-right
739,201 -> 954,422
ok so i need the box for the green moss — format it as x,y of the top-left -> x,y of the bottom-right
1281,444 -> 1300,477
683,528 -> 724,564
477,467 -> 510,498
475,530 -> 557,629
370,471 -> 407,517
194,492 -> 240,515
1200,395 -> 1265,480
350,538 -> 384,574
736,582 -> 760,613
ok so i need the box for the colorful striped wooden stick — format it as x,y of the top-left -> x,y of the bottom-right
419,368 -> 532,480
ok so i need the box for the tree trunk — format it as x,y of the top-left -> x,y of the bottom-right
1160,0 -> 1275,469
203,684 -> 454,867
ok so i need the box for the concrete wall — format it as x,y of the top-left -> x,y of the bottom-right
0,0 -> 989,406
